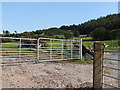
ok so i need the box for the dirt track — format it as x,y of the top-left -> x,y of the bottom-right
1,53 -> 119,88
2,62 -> 93,88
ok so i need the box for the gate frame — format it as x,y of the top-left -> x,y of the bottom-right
37,38 -> 83,61
1,37 -> 83,64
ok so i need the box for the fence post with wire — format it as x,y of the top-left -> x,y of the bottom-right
93,41 -> 120,89
93,42 -> 104,89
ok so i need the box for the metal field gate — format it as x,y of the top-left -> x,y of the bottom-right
0,37 -> 82,65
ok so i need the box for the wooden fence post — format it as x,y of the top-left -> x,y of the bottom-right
93,42 -> 104,89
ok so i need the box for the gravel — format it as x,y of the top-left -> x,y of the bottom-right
1,52 -> 119,88
2,62 -> 93,88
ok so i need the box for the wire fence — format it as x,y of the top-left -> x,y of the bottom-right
103,50 -> 120,88
93,42 -> 120,89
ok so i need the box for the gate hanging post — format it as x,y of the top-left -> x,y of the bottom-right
93,42 -> 104,89
19,38 -> 22,59
79,39 -> 82,59
37,38 -> 40,61
50,39 -> 52,60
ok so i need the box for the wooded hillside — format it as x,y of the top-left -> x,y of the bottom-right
2,14 -> 120,40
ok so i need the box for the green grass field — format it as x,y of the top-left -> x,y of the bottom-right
0,43 -> 19,48
1,37 -> 119,51
81,37 -> 118,50
54,35 -> 65,39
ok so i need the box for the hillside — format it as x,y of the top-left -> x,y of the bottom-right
2,14 -> 120,40
60,14 -> 120,34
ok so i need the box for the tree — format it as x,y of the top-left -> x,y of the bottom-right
64,32 -> 73,39
3,30 -> 10,35
116,30 -> 120,46
3,30 -> 5,35
6,30 -> 10,35
91,27 -> 109,41
74,30 -> 79,37
111,29 -> 120,39
15,31 -> 17,34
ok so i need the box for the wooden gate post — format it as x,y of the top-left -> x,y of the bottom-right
93,42 -> 104,89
